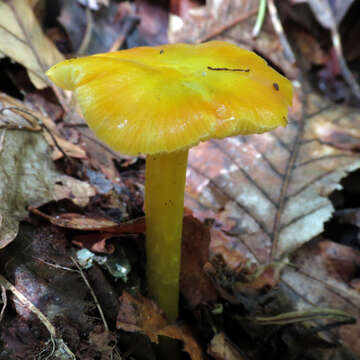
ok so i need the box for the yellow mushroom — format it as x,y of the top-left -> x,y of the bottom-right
46,41 -> 293,323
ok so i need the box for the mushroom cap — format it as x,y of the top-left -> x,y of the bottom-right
46,41 -> 293,156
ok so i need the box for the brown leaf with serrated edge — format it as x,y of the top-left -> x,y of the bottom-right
186,89 -> 360,263
117,292 -> 203,360
186,87 -> 360,352
0,0 -> 64,89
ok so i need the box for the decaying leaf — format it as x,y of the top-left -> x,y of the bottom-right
117,292 -> 203,360
53,174 -> 95,208
186,87 -> 360,351
282,239 -> 360,353
181,216 -> 217,308
29,207 -> 119,230
0,93 -> 86,161
0,94 -> 94,248
0,0 -> 64,89
168,0 -> 257,44
187,90 -> 360,263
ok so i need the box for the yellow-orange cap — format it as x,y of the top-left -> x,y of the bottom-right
46,41 -> 293,155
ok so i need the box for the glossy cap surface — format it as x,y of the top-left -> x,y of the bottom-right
46,41 -> 293,155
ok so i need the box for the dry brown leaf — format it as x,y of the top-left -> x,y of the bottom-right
157,325 -> 203,360
53,174 -> 95,208
0,93 -> 92,249
72,233 -> 115,254
282,239 -> 360,353
181,216 -> 217,308
0,93 -> 86,160
0,0 -> 64,89
186,87 -> 360,352
29,208 -> 119,230
169,0 -> 257,44
208,332 -> 245,360
186,90 -> 360,264
117,292 -> 203,360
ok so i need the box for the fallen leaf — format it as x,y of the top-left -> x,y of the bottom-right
117,292 -> 203,360
0,0 -> 64,89
169,0 -> 257,44
185,86 -> 360,353
208,332 -> 245,360
282,239 -> 360,353
72,233 -> 115,254
1,93 -> 86,160
157,325 -> 203,360
53,174 -> 95,208
29,208 -> 119,230
29,207 -> 144,232
181,216 -> 217,308
186,90 -> 360,263
116,292 -> 168,343
0,93 -> 93,248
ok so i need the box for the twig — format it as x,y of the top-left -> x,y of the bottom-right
77,5 -> 93,55
331,28 -> 360,99
108,17 -> 140,52
108,34 -> 126,52
0,274 -> 76,359
267,0 -> 295,64
252,0 -> 267,38
0,284 -> 7,322
32,257 -> 78,273
0,130 -> 6,154
197,8 -> 258,43
70,257 -> 109,331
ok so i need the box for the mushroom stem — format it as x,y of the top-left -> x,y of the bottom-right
145,149 -> 189,322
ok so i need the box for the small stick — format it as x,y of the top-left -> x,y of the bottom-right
331,28 -> 360,99
70,257 -> 109,331
0,274 -> 76,359
0,284 -> 7,322
77,5 -> 93,55
267,0 -> 295,64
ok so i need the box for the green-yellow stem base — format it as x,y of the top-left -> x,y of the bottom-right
145,149 -> 189,323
